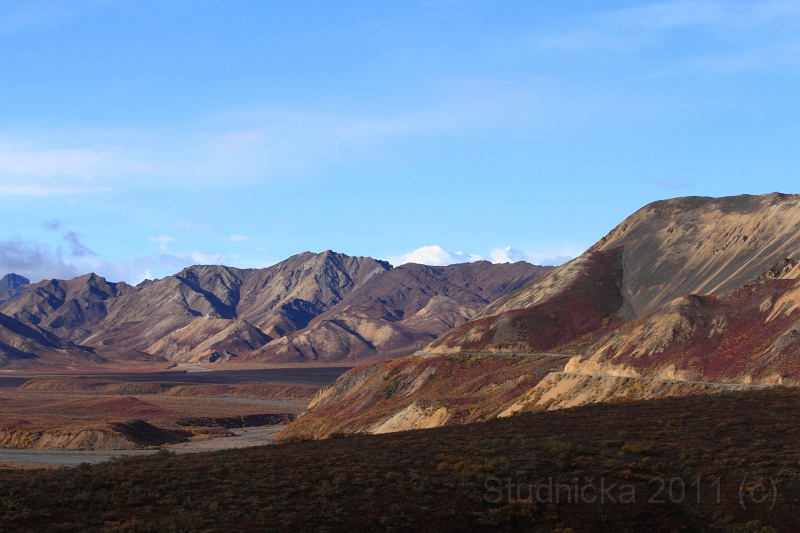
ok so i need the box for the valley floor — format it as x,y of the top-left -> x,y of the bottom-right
0,363 -> 349,453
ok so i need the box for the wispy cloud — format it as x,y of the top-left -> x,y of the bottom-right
0,143 -> 119,195
0,0 -> 112,35
0,184 -> 113,196
532,0 -> 800,75
0,237 -> 80,281
0,145 -> 103,177
0,231 -> 105,281
149,235 -> 176,253
149,235 -> 176,244
611,1 -> 800,30
610,1 -> 729,29
64,231 -> 95,257
0,231 -> 238,284
43,219 -> 65,231
188,251 -> 224,265
176,221 -> 212,231
489,246 -> 578,267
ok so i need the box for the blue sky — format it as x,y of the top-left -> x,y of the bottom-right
1,0 -> 798,283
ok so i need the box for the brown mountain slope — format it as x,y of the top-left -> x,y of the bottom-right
431,192 -> 800,353
0,273 -> 131,341
282,193 -> 800,440
0,312 -> 98,366
275,352 -> 748,441
565,263 -> 800,384
276,353 -> 570,440
0,251 -> 391,362
255,261 -> 549,362
234,251 -> 392,336
428,249 -> 624,354
82,251 -> 392,361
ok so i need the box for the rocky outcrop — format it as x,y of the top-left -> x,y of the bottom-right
495,371 -> 754,416
563,270 -> 800,385
0,420 -> 191,450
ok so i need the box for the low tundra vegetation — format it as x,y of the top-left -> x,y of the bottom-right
0,388 -> 798,531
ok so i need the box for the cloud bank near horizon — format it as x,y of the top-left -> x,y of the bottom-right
386,245 -> 577,269
0,239 -> 579,285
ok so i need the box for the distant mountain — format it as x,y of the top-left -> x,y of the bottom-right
254,261 -> 549,362
283,193 -> 800,439
1,273 -> 133,341
0,273 -> 30,303
0,251 -> 547,364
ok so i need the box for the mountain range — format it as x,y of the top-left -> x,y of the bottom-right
0,251 -> 547,366
5,192 -> 800,441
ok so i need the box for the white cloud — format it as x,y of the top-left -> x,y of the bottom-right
149,235 -> 176,253
0,145 -> 104,177
389,245 -> 484,267
189,251 -> 225,265
0,143 -> 123,195
489,246 -> 528,264
490,245 -> 581,266
389,244 -> 580,268
224,234 -> 250,242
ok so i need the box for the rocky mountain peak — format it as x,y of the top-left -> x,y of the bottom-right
0,273 -> 30,304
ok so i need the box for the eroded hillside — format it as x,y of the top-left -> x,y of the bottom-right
432,193 -> 800,353
282,193 -> 800,440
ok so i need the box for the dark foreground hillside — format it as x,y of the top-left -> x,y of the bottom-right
2,388 -> 799,532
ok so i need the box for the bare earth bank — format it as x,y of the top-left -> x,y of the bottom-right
0,425 -> 289,468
